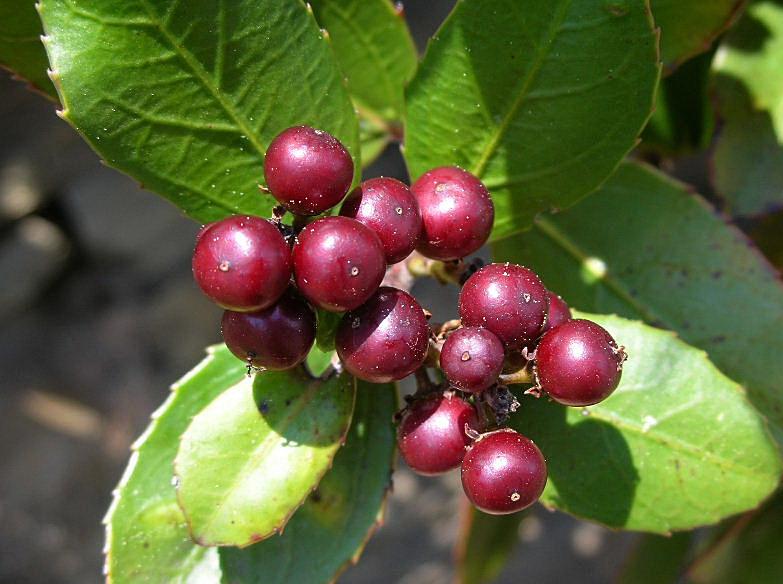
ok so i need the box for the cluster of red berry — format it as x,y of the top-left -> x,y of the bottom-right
191,125 -> 626,516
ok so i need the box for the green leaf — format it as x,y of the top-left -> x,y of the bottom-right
359,119 -> 391,169
511,312 -> 780,533
455,504 -> 525,584
175,368 -> 355,547
494,161 -> 783,447
651,0 -> 746,72
219,380 -> 397,583
305,344 -> 335,378
712,0 -> 783,217
104,345 -> 245,583
688,492 -> 783,583
310,0 -> 417,123
640,50 -> 715,155
404,0 -> 660,241
38,0 -> 359,223
617,533 -> 693,584
0,0 -> 57,98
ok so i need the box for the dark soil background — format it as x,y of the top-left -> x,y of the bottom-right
0,2 -> 644,582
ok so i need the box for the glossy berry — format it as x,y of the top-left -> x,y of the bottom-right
336,287 -> 429,383
221,288 -> 316,370
397,393 -> 479,475
292,216 -> 386,312
263,126 -> 354,215
461,429 -> 547,515
542,291 -> 572,334
192,215 -> 291,312
412,166 -> 494,260
459,263 -> 548,349
440,327 -> 505,393
534,319 -> 624,407
339,177 -> 422,264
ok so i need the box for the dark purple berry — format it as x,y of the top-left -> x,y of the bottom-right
440,327 -> 505,393
221,288 -> 315,370
397,393 -> 479,475
461,429 -> 547,515
192,215 -> 291,311
292,216 -> 386,312
534,319 -> 624,407
335,287 -> 429,383
339,177 -> 422,264
263,126 -> 354,215
459,263 -> 548,349
542,291 -> 572,334
412,166 -> 494,260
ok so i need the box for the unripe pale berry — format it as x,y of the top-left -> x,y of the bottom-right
292,216 -> 386,312
263,126 -> 353,215
335,287 -> 429,383
192,215 -> 291,312
221,288 -> 315,370
461,429 -> 547,515
412,166 -> 494,260
440,327 -> 505,393
397,393 -> 479,475
339,177 -> 422,264
534,319 -> 624,407
459,263 -> 548,349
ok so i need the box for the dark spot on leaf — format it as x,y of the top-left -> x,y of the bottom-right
711,335 -> 727,344
712,270 -> 723,279
258,399 -> 270,414
311,489 -> 322,503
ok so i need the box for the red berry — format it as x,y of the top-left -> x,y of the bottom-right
397,393 -> 479,475
412,166 -> 494,260
292,216 -> 386,312
534,319 -> 624,407
461,429 -> 547,515
192,215 -> 291,311
440,327 -> 505,393
221,288 -> 315,370
542,291 -> 572,334
459,263 -> 548,349
335,287 -> 429,383
339,177 -> 422,264
263,126 -> 354,215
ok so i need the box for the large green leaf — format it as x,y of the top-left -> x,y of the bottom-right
104,345 -> 245,584
617,533 -> 693,584
310,0 -> 416,124
175,368 -> 355,547
511,312 -> 780,532
404,0 -> 660,240
651,0 -> 746,72
455,504 -> 525,584
712,0 -> 783,217
38,0 -> 359,222
687,492 -> 783,583
495,161 -> 783,446
219,381 -> 397,584
0,0 -> 57,98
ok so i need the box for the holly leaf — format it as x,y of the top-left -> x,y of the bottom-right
455,502 -> 526,584
495,161 -> 783,447
0,0 -> 57,98
404,0 -> 660,240
38,0 -> 359,223
219,381 -> 397,583
511,312 -> 780,533
650,0 -> 747,72
104,345 -> 244,584
175,368 -> 355,547
310,0 -> 416,160
712,0 -> 783,217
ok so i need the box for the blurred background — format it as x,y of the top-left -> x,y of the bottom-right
0,1 -> 723,582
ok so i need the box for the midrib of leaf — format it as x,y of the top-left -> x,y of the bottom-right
470,0 -> 573,178
530,216 -> 662,325
321,1 -> 399,122
195,376 -> 352,539
136,0 -> 268,158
